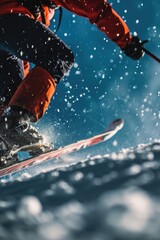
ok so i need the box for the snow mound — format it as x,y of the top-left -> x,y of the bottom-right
0,141 -> 160,240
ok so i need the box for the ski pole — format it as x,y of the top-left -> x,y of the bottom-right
142,47 -> 160,63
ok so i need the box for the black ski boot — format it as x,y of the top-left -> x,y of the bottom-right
0,107 -> 45,159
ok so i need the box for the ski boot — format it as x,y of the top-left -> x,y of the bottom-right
0,107 -> 49,165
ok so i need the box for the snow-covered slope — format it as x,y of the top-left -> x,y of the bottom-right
0,141 -> 160,240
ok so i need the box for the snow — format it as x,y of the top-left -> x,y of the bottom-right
17,196 -> 42,217
1,142 -> 160,240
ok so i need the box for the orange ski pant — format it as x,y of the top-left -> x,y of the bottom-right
0,14 -> 74,121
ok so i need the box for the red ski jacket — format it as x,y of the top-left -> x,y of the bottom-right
0,0 -> 132,49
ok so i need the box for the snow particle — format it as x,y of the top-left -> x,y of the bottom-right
17,196 -> 42,217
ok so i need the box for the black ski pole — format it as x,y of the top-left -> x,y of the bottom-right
142,47 -> 160,63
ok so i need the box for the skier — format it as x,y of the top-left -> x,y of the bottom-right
0,0 -> 144,156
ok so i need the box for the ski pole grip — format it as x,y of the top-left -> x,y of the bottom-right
142,47 -> 160,63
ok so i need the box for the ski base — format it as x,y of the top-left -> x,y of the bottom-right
0,118 -> 124,177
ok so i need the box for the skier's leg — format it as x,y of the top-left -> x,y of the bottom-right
0,14 -> 74,121
0,14 -> 74,152
0,51 -> 40,155
9,66 -> 56,121
0,50 -> 24,117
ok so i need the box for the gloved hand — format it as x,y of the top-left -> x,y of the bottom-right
122,36 -> 146,60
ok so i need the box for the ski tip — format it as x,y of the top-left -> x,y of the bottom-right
108,118 -> 124,131
113,118 -> 124,128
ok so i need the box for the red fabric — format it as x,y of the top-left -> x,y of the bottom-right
9,67 -> 56,121
0,1 -> 51,26
23,61 -> 30,77
54,0 -> 132,48
0,0 -> 34,18
53,0 -> 132,48
0,0 -> 132,48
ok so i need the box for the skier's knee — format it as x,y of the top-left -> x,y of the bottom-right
51,47 -> 75,83
38,38 -> 75,83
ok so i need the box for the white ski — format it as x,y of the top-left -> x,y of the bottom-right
0,118 -> 124,177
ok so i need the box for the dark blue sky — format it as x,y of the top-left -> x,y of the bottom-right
39,0 -> 160,152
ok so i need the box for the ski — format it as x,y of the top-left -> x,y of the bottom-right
0,118 -> 124,178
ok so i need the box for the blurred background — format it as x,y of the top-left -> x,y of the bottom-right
39,0 -> 160,154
